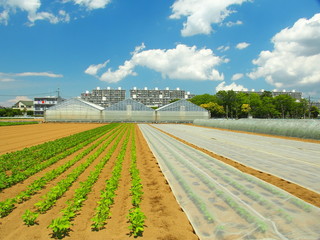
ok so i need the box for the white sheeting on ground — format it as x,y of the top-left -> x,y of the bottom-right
151,124 -> 320,194
139,124 -> 320,240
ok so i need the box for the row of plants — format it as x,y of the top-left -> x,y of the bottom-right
0,124 -> 121,218
0,121 -> 39,126
91,126 -> 131,231
0,124 -> 117,190
127,127 -> 146,237
47,126 -> 130,238
0,124 -> 115,172
25,125 -> 126,219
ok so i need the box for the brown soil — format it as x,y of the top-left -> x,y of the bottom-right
152,125 -> 320,208
0,123 -> 104,154
0,124 -> 198,240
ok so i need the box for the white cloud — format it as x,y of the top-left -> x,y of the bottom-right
215,81 -> 248,92
0,0 -> 70,25
0,77 -> 15,82
231,73 -> 244,81
8,96 -> 32,103
169,0 -> 250,36
85,60 -> 109,76
226,20 -> 243,27
86,44 -> 226,83
67,0 -> 111,10
0,72 -> 63,78
217,45 -> 230,52
0,9 -> 9,25
248,13 -> 320,93
236,42 -> 250,50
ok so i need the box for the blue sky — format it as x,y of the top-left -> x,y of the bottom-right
0,0 -> 320,106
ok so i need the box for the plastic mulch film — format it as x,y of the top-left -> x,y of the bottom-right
139,124 -> 320,240
152,124 -> 320,194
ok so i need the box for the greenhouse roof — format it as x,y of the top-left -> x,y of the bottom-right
104,98 -> 154,111
47,98 -> 105,111
156,99 -> 207,112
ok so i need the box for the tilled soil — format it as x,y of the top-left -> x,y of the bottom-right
0,124 -> 198,240
0,123 -> 104,154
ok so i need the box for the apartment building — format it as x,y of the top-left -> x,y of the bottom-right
80,87 -> 126,108
34,96 -> 64,116
129,87 -> 195,107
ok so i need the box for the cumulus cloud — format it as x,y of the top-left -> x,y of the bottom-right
66,0 -> 111,10
248,13 -> 320,92
0,0 -> 70,25
85,60 -> 110,76
231,73 -> 244,81
8,96 -> 32,103
236,42 -> 250,50
215,82 -> 248,92
85,44 -> 226,83
169,0 -> 250,36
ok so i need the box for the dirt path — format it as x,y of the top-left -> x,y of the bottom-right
0,123 -> 103,154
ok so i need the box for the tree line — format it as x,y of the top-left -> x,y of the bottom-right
189,91 -> 319,119
0,108 -> 34,117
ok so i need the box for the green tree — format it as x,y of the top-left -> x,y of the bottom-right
200,102 -> 225,118
248,93 -> 262,118
307,106 -> 319,118
257,94 -> 279,118
274,95 -> 295,118
189,94 -> 217,106
216,90 -> 237,118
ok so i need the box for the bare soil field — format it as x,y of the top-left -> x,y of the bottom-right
0,124 -> 198,240
0,123 -> 104,154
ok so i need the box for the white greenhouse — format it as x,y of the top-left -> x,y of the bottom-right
155,99 -> 209,122
103,99 -> 155,122
44,98 -> 104,122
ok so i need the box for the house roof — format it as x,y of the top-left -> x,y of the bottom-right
13,101 -> 34,107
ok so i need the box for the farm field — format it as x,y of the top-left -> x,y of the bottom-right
140,124 -> 320,239
152,124 -> 320,194
0,123 -> 104,154
0,123 -> 197,240
1,122 -> 320,240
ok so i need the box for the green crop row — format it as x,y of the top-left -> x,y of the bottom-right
0,124 -> 121,218
127,127 -> 146,237
47,126 -> 129,238
0,124 -> 118,190
0,124 -> 115,173
91,125 -> 131,231
0,121 -> 39,126
29,125 -> 126,217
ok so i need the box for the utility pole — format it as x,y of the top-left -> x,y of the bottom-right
308,96 -> 312,119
